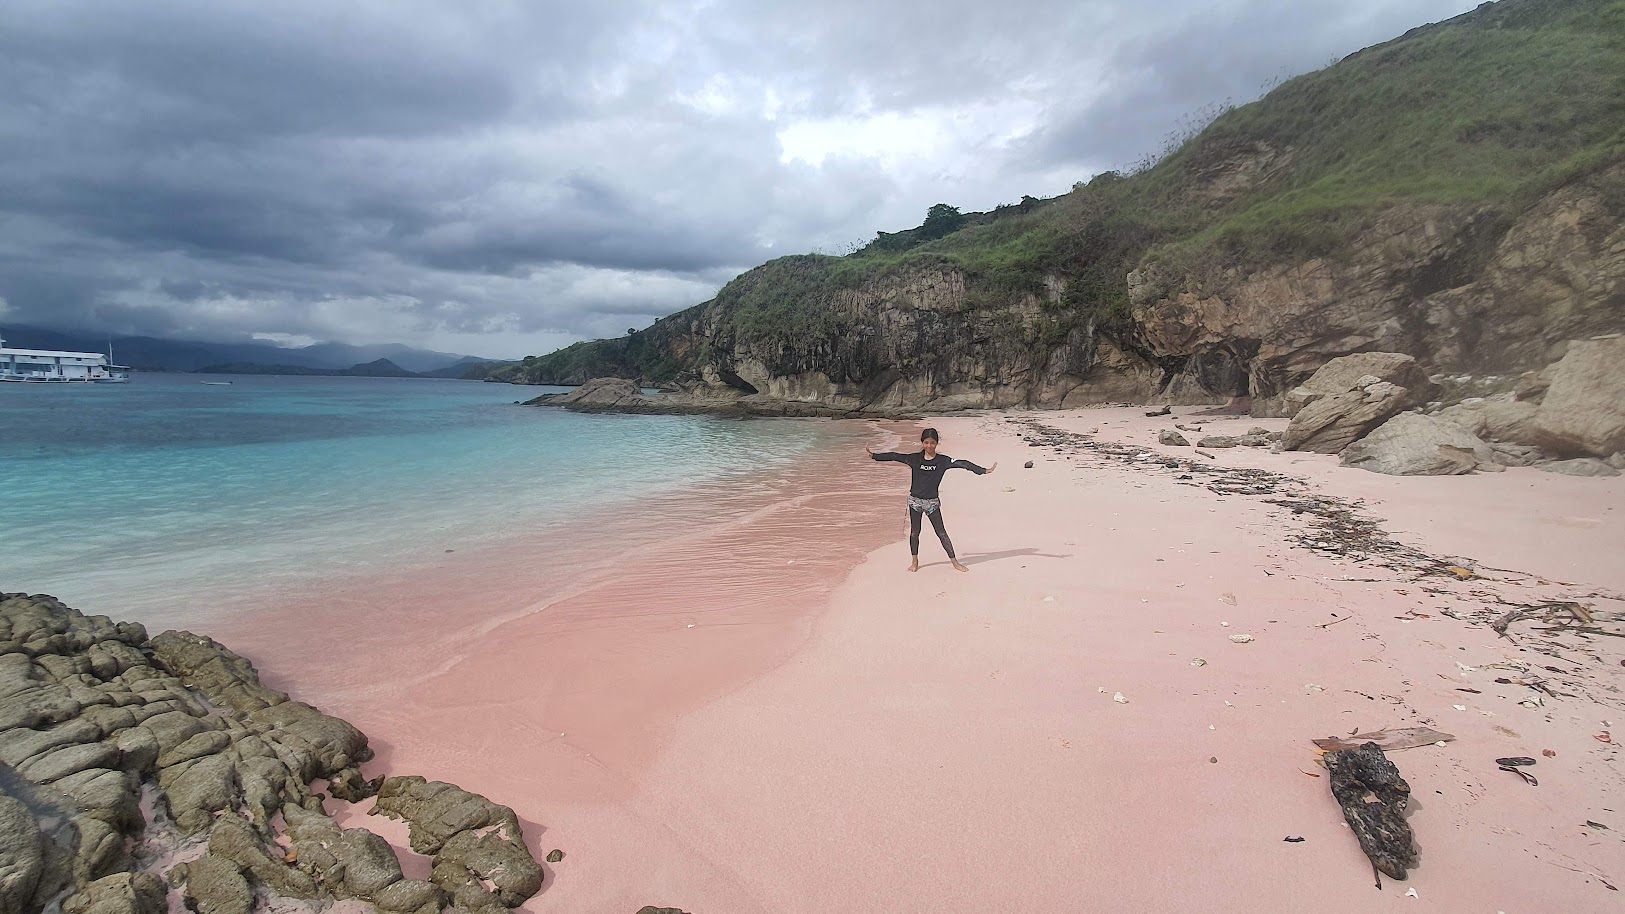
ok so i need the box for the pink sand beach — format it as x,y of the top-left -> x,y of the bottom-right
222,407 -> 1623,912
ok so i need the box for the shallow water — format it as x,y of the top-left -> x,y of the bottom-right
0,373 -> 848,626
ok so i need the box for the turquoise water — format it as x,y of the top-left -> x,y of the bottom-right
0,373 -> 832,622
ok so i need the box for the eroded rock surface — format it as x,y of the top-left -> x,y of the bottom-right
0,594 -> 546,914
1532,336 -> 1625,457
1340,412 -> 1499,476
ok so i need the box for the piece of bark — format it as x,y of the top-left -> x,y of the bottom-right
1312,727 -> 1454,753
1326,742 -> 1419,880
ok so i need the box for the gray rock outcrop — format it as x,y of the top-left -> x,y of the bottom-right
0,594 -> 547,914
1537,457 -> 1621,477
1338,412 -> 1499,476
1532,337 -> 1625,457
1280,353 -> 1436,418
1281,370 -> 1429,455
1158,430 -> 1190,446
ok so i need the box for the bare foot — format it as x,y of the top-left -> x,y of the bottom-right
951,560 -> 969,573
908,559 -> 919,572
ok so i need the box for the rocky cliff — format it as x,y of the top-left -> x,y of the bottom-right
497,0 -> 1624,416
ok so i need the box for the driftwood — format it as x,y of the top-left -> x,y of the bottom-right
1312,727 -> 1454,753
1326,742 -> 1419,880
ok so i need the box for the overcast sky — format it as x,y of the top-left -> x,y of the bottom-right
0,0 -> 1478,359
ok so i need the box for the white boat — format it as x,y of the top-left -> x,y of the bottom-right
0,331 -> 131,383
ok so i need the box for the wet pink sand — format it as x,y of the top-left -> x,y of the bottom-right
223,408 -> 1622,911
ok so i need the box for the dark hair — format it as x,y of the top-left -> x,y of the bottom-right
920,428 -> 940,442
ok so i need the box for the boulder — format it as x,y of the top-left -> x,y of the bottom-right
1197,435 -> 1237,448
1537,457 -> 1621,477
1158,430 -> 1190,446
1533,337 -> 1625,456
535,378 -> 654,411
1282,377 -> 1423,454
177,855 -> 252,914
60,873 -> 166,914
1281,353 -> 1435,418
1435,397 -> 1543,447
0,796 -> 43,914
1339,412 -> 1499,475
335,829 -> 404,897
373,777 -> 543,909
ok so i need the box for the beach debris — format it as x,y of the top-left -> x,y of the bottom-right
1305,683 -> 1325,694
1042,595 -> 1056,602
1284,836 -> 1305,843
1312,727 -> 1455,753
1452,704 -> 1467,711
1191,658 -> 1207,667
1497,761 -> 1538,786
1405,888 -> 1419,898
1229,634 -> 1255,644
1220,621 -> 1230,626
1113,692 -> 1129,704
1586,820 -> 1610,830
1446,566 -> 1475,579
1491,600 -> 1607,638
1002,485 -> 1015,492
1220,592 -> 1237,606
1596,731 -> 1613,744
1543,749 -> 1556,757
1145,405 -> 1172,417
1325,742 -> 1419,881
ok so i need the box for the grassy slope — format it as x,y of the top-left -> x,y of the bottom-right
504,0 -> 1624,385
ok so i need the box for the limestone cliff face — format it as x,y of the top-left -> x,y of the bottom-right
503,0 -> 1624,415
513,164 -> 1622,416
1130,165 -> 1624,412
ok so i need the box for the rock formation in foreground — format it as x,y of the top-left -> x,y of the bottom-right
0,593 -> 546,914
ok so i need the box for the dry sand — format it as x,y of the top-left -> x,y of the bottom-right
242,407 -> 1625,912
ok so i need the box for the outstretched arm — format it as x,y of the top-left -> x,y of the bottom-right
949,458 -> 997,474
866,444 -> 910,462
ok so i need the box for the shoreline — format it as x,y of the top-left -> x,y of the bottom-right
11,403 -> 1619,911
206,417 -> 917,906
528,407 -> 1622,910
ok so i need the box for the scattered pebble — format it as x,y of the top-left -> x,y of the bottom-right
1191,658 -> 1207,667
1042,595 -> 1056,602
1228,634 -> 1254,644
1452,704 -> 1467,711
1405,888 -> 1419,899
1304,684 -> 1324,694
545,849 -> 564,863
1113,692 -> 1129,704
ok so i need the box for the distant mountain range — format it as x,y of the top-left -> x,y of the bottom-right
0,324 -> 511,379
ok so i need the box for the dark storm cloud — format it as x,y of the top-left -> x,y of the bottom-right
0,0 -> 1479,358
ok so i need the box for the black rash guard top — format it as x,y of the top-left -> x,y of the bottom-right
870,450 -> 988,499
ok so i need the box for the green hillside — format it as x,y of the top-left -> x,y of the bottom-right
499,0 -> 1624,386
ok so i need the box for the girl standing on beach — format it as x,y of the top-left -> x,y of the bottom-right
866,427 -> 996,573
